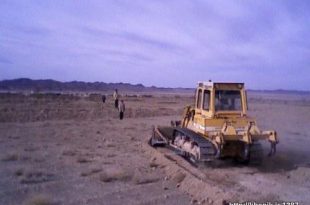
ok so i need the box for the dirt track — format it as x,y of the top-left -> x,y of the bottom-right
0,92 -> 310,205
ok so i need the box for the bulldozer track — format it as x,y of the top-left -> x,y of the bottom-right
174,127 -> 218,162
150,126 -> 218,162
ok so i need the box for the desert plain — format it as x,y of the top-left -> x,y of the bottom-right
0,91 -> 310,205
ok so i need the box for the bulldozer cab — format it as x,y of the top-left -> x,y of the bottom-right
195,82 -> 248,118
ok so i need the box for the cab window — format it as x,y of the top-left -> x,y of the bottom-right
196,89 -> 202,109
215,90 -> 242,111
203,90 -> 210,110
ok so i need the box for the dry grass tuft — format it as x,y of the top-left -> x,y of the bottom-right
34,158 -> 45,163
77,157 -> 92,163
20,171 -> 55,184
24,194 -> 53,205
15,168 -> 24,176
24,146 -> 38,152
2,153 -> 19,161
106,143 -> 116,148
99,168 -> 132,182
81,168 -> 102,177
106,154 -> 116,158
134,177 -> 160,185
149,161 -> 159,168
21,155 -> 31,161
62,150 -> 77,156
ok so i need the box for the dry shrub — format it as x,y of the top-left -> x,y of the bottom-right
24,146 -> 38,152
80,172 -> 88,177
106,154 -> 116,158
106,143 -> 116,148
149,161 -> 159,168
2,153 -> 19,161
99,167 -> 132,182
134,177 -> 160,185
15,168 -> 24,176
141,95 -> 153,98
21,155 -> 31,161
24,194 -> 53,205
62,150 -> 77,156
10,136 -> 20,140
20,171 -> 55,184
77,157 -> 92,163
81,168 -> 102,177
34,158 -> 45,163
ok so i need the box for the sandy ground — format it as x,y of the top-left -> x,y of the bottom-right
0,92 -> 310,205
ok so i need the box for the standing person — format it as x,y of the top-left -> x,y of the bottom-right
118,100 -> 125,120
113,89 -> 119,108
101,95 -> 106,103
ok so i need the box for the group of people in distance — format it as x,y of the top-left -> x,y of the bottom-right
113,89 -> 125,120
101,89 -> 126,120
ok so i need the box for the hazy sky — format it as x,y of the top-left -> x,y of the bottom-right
1,0 -> 309,90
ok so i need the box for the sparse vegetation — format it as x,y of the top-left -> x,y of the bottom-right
1,91 -> 310,204
141,95 -> 153,98
15,168 -> 24,176
24,146 -> 38,152
106,143 -> 116,148
24,194 -> 53,205
106,153 -> 116,158
20,171 -> 54,184
149,161 -> 159,168
77,157 -> 92,163
80,168 -> 102,177
62,150 -> 77,156
99,168 -> 132,182
2,153 -> 19,161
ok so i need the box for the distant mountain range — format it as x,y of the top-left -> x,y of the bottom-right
0,78 -> 194,93
0,78 -> 309,94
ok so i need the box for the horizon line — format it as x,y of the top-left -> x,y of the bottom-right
1,77 -> 310,93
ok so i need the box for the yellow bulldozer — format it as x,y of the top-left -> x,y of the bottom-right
149,81 -> 279,164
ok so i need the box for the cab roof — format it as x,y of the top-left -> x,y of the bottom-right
197,81 -> 244,90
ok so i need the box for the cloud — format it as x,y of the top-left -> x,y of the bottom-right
80,26 -> 182,51
0,0 -> 309,90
